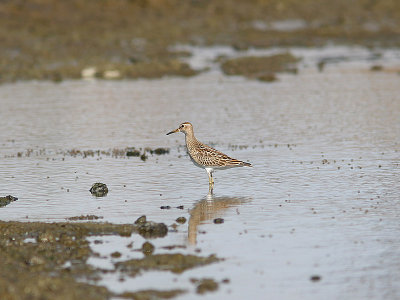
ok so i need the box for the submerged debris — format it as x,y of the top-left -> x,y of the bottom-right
0,195 -> 18,207
150,147 -> 170,155
194,278 -> 219,294
142,242 -> 155,256
67,215 -> 104,221
89,183 -> 108,197
134,215 -> 168,238
370,65 -> 383,71
116,254 -> 220,276
126,148 -> 141,157
118,289 -> 186,299
9,147 -> 170,160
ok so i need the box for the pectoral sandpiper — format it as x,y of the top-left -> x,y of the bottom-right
167,122 -> 252,190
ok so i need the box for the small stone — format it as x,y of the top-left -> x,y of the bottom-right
81,67 -> 97,79
176,217 -> 187,224
103,69 -> 121,79
111,251 -> 122,258
89,183 -> 108,197
137,221 -> 168,238
0,195 -> 18,207
28,256 -> 45,265
310,275 -> 321,282
196,278 -> 219,294
134,215 -> 147,224
37,232 -> 56,243
142,242 -> 155,256
222,278 -> 230,284
213,218 -> 224,224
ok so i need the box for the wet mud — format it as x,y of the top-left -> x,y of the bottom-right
221,53 -> 299,81
118,289 -> 186,300
192,278 -> 219,294
0,220 -> 220,299
116,254 -> 220,276
1,0 -> 399,83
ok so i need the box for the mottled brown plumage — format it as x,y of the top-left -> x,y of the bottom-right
167,122 -> 252,190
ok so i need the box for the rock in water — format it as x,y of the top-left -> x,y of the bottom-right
89,183 -> 108,197
0,195 -> 18,207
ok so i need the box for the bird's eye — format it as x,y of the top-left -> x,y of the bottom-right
180,125 -> 184,128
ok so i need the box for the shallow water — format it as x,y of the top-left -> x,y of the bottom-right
0,46 -> 399,299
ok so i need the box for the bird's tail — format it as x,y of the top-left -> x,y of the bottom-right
241,161 -> 252,167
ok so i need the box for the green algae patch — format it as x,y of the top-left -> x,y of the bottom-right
116,254 -> 221,276
119,289 -> 186,299
221,53 -> 300,81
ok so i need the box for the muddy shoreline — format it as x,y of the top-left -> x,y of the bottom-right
0,219 -> 221,299
1,0 -> 399,83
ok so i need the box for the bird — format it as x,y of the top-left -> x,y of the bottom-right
167,122 -> 252,191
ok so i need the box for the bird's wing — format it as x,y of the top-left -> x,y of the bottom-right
196,143 -> 249,167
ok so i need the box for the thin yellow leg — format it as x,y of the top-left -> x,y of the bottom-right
206,168 -> 214,191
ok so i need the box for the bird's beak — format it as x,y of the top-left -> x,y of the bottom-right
166,128 -> 179,135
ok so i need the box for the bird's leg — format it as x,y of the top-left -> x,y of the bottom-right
206,169 -> 214,191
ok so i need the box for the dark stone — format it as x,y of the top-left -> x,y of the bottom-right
89,183 -> 108,197
0,195 -> 18,207
213,218 -> 224,224
141,242 -> 155,256
153,148 -> 170,155
176,217 -> 187,224
126,148 -> 140,157
196,278 -> 219,294
310,275 -> 321,282
134,215 -> 147,225
137,221 -> 168,238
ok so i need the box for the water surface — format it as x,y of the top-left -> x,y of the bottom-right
0,46 -> 399,299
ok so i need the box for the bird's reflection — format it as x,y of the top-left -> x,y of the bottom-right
188,191 -> 251,245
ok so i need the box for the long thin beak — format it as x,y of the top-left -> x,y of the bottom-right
166,128 -> 179,135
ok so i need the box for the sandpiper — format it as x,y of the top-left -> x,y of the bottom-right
167,122 -> 251,190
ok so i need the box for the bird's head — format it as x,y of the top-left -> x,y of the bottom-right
166,122 -> 193,135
